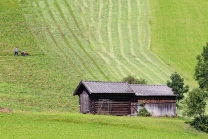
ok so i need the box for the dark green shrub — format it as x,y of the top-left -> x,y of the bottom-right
191,116 -> 208,133
138,108 -> 150,117
122,75 -> 147,84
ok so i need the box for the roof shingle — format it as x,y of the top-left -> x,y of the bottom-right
130,84 -> 176,96
81,80 -> 134,94
73,81 -> 177,96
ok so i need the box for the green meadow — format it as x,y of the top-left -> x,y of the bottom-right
0,0 -> 208,138
0,112 -> 207,139
149,0 -> 208,86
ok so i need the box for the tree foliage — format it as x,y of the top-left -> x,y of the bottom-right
122,75 -> 147,84
167,72 -> 189,101
191,115 -> 208,133
194,42 -> 208,91
184,88 -> 206,118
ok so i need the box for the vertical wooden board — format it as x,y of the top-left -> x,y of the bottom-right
145,103 -> 176,116
80,91 -> 90,113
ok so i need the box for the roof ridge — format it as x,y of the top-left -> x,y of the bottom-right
82,80 -> 127,83
130,84 -> 167,86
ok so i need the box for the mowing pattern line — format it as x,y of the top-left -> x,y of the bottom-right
74,0 -> 121,80
126,0 -> 160,81
38,0 -> 98,79
20,0 -> 175,83
108,0 -> 113,54
63,0 -> 113,80
34,1 -> 84,78
98,0 -> 104,48
64,0 -> 113,80
46,0 -> 99,80
117,0 -> 157,82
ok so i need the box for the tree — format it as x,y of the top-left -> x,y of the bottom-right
184,88 -> 206,118
184,88 -> 208,133
122,75 -> 147,84
167,72 -> 189,102
194,42 -> 208,91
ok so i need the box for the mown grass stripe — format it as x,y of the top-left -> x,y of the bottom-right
136,0 -> 172,80
82,0 -> 88,8
97,52 -> 122,79
118,0 -> 124,55
74,1 -> 125,80
100,52 -> 131,77
95,0 -> 136,79
127,0 -> 134,56
57,0 -> 111,81
89,0 -> 96,29
35,1 -> 83,77
117,0 -> 156,82
62,0 -> 84,38
64,0 -> 111,80
108,0 -> 113,54
45,29 -> 83,77
74,0 -> 121,81
97,0 -> 104,44
82,0 -> 137,80
126,0 -> 165,82
44,0 -> 98,80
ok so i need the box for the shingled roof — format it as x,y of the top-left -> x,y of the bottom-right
73,80 -> 177,96
130,84 -> 177,96
73,80 -> 134,95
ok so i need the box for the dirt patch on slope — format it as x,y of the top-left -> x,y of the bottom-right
0,108 -> 12,113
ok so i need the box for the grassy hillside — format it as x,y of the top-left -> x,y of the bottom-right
0,112 -> 207,139
0,0 -> 208,112
0,0 -> 79,111
1,0 -> 175,111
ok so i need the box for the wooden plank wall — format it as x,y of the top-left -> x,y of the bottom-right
90,94 -> 132,116
136,96 -> 177,116
145,103 -> 176,116
79,91 -> 90,113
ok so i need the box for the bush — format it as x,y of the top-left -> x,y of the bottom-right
138,108 -> 150,117
122,75 -> 147,84
191,116 -> 208,133
184,88 -> 206,117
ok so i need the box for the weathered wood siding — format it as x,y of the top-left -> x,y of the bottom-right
90,94 -> 132,116
79,91 -> 90,113
136,96 -> 177,116
145,103 -> 176,116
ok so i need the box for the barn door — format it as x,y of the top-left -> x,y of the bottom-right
80,92 -> 90,113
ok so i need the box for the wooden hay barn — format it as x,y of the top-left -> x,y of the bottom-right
73,80 -> 177,116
